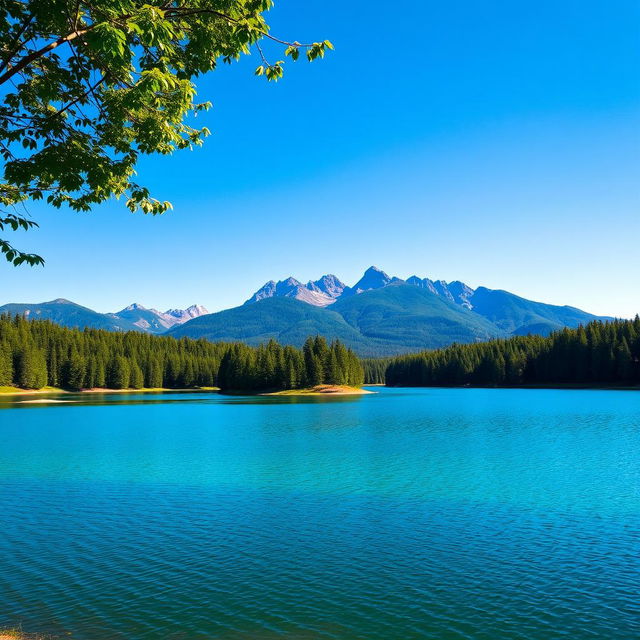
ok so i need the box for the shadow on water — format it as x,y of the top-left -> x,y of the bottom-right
0,389 -> 371,409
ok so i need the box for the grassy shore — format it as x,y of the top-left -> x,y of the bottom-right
0,385 -> 66,395
0,386 -> 219,396
262,385 -> 373,396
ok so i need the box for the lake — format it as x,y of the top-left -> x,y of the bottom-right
0,387 -> 638,639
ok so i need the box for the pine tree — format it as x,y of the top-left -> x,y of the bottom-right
48,347 -> 59,387
179,357 -> 195,388
108,356 -> 130,389
0,341 -> 13,386
615,338 -> 632,381
146,357 -> 164,388
306,352 -> 323,387
326,349 -> 341,385
17,345 -> 48,389
130,361 -> 144,389
65,352 -> 86,390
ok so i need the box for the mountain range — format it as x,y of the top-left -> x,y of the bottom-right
1,267 -> 610,356
0,298 -> 209,334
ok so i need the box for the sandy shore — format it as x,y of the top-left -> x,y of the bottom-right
0,387 -> 219,396
79,387 -> 218,394
262,385 -> 374,396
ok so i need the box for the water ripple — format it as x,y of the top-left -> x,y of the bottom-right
1,387 -> 639,639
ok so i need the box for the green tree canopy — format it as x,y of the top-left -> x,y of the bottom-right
0,1 -> 332,265
384,318 -> 640,388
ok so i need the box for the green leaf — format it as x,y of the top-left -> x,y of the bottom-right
285,45 -> 300,61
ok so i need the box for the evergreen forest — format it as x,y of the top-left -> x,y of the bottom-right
3,315 -> 639,393
0,315 -> 364,393
217,337 -> 364,392
384,319 -> 640,387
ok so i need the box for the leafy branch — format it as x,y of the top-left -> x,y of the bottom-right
0,1 -> 333,266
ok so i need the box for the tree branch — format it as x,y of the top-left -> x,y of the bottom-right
163,8 -> 316,47
0,25 -> 96,86
0,13 -> 35,75
0,7 -> 316,88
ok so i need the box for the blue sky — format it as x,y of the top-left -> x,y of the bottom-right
2,0 -> 639,317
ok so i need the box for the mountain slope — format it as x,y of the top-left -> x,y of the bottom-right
342,266 -> 396,295
0,299 -> 210,335
113,304 -> 176,334
406,276 -> 475,309
245,275 -> 345,307
469,287 -> 605,335
165,304 -> 209,323
0,267 -> 610,354
114,303 -> 209,334
332,283 -> 503,349
168,297 -> 376,353
0,299 -> 138,332
244,267 -> 605,339
170,285 -> 505,356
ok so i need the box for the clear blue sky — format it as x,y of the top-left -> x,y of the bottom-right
2,0 -> 639,317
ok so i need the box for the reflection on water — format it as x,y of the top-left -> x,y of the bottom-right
0,389 -> 369,408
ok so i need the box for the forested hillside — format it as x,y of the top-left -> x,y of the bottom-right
3,314 -> 637,393
0,314 -> 227,390
2,272 -> 607,356
0,315 -> 363,393
218,337 -> 364,393
385,318 -> 640,387
361,358 -> 390,385
169,286 -> 504,356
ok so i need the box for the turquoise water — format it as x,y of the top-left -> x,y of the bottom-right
0,387 -> 638,639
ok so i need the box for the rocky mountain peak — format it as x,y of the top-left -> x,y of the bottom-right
111,302 -> 209,333
243,267 -> 478,310
346,266 -> 394,295
165,305 -> 209,320
121,302 -> 148,312
307,274 -> 346,299
184,304 -> 209,317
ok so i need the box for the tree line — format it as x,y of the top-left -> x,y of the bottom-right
0,315 -> 363,393
384,318 -> 640,387
0,314 -> 229,390
361,358 -> 390,385
218,336 -> 364,392
8,313 -> 635,393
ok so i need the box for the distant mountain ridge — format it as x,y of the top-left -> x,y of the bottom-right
1,266 -> 611,356
245,266 -> 603,326
0,299 -> 208,335
169,266 -> 609,356
246,266 -> 484,310
114,302 -> 209,333
245,274 -> 345,307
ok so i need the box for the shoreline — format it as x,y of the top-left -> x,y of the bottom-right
261,385 -> 373,396
0,386 -> 219,397
385,383 -> 640,391
3,383 -> 638,397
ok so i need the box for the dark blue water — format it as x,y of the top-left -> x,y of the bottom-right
1,388 -> 638,639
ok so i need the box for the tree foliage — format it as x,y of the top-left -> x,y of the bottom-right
217,336 -> 364,392
0,1 -> 332,265
0,312 -> 229,389
384,318 -> 640,388
361,357 -> 390,385
0,314 -> 363,392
